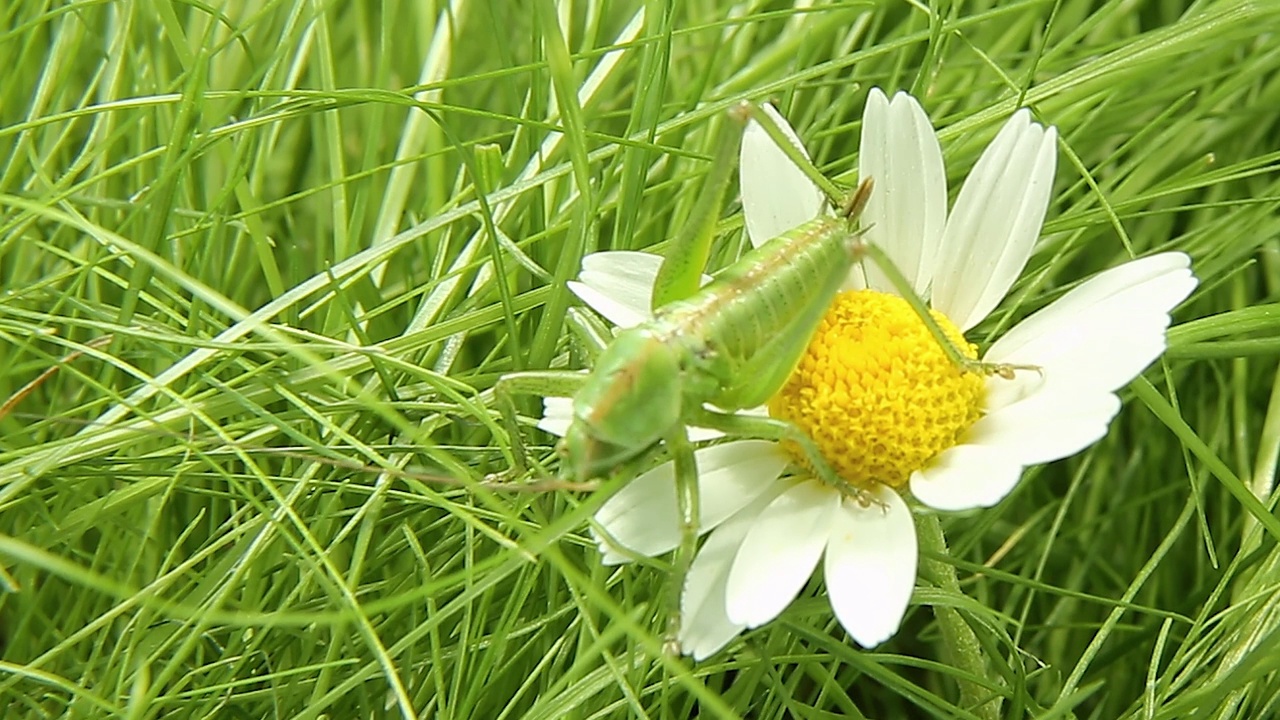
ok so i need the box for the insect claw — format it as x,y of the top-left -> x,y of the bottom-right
978,361 -> 1044,380
852,487 -> 889,512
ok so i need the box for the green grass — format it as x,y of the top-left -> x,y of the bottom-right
3,0 -> 1280,717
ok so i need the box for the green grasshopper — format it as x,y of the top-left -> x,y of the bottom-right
499,104 -> 1008,489
556,183 -> 874,492
496,106 -> 870,494
493,102 -> 1017,650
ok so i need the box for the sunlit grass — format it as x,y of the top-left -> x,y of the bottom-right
2,0 -> 1280,717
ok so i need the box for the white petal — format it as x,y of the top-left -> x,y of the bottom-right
858,89 -> 947,296
569,251 -> 663,328
968,388 -> 1122,465
985,253 -> 1196,393
593,440 -> 789,564
825,486 -> 917,648
678,486 -> 785,660
687,424 -> 726,442
725,481 -> 839,626
933,111 -> 1058,330
740,103 -> 825,247
992,253 -> 1191,352
909,444 -> 1025,511
536,396 -> 575,437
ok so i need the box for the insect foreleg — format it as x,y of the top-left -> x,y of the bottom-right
663,425 -> 700,655
490,311 -> 613,479
492,370 -> 588,475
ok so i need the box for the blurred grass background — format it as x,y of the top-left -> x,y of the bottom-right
3,0 -> 1280,717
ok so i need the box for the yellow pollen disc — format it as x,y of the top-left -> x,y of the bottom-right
768,289 -> 985,489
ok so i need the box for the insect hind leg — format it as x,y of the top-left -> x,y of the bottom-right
687,409 -> 882,508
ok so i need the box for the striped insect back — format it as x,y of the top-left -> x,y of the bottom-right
709,217 -> 854,359
646,214 -> 860,412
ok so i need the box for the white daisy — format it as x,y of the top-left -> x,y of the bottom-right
541,91 -> 1198,660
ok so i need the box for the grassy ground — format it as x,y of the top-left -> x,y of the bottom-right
3,0 -> 1280,717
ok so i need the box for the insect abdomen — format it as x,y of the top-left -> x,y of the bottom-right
656,216 -> 855,363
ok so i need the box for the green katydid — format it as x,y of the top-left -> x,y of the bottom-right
492,101 -> 1025,650
495,107 -> 867,494
497,100 -> 1032,483
499,103 -> 1017,489
556,183 -> 873,487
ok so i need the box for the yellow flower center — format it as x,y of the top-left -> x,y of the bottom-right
767,289 -> 985,489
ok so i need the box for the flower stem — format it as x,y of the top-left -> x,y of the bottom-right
916,513 -> 1000,720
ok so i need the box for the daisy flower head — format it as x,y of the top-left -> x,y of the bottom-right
541,91 -> 1198,660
